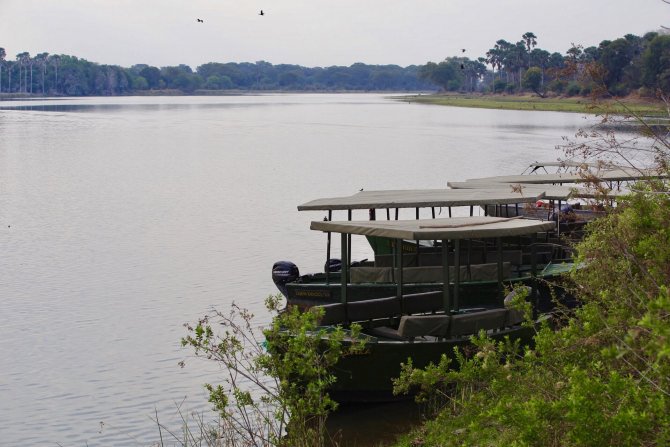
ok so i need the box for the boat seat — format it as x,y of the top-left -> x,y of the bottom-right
448,309 -> 508,337
402,291 -> 443,315
366,326 -> 407,341
315,303 -> 347,326
347,296 -> 401,322
398,315 -> 451,338
350,267 -> 393,283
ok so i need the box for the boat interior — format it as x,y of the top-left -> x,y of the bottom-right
314,290 -> 527,342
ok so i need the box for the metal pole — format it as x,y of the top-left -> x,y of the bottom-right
441,239 -> 451,313
340,233 -> 348,305
497,237 -> 504,303
396,238 -> 403,300
326,210 -> 332,284
531,242 -> 538,319
454,239 -> 461,311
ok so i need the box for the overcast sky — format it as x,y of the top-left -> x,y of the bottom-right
1,0 -> 667,69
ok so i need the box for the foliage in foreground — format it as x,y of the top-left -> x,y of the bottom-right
181,295 -> 364,447
392,189 -> 670,447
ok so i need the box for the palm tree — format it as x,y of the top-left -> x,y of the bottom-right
522,32 -> 538,68
16,52 -> 31,93
49,55 -> 61,94
35,53 -> 49,95
15,52 -> 25,92
0,47 -> 5,94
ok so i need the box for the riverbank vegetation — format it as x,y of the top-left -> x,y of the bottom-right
398,93 -> 666,115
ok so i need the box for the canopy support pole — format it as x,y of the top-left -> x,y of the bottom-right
497,237 -> 504,303
326,210 -> 332,284
395,238 -> 403,300
454,239 -> 461,311
531,240 -> 538,319
441,239 -> 451,314
340,233 -> 348,306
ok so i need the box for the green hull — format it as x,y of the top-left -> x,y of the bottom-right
329,324 -> 535,402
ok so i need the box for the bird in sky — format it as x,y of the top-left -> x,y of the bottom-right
461,48 -> 466,53
196,18 -> 203,23
259,10 -> 265,16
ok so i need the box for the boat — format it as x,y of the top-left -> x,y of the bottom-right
298,215 -> 556,401
272,189 -> 574,309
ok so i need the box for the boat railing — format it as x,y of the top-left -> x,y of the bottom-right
315,290 -> 526,338
373,249 -> 523,267
350,262 -> 513,284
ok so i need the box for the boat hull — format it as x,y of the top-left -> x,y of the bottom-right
329,324 -> 535,403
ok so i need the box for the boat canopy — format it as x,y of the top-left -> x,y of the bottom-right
447,181 -> 625,200
464,168 -> 665,185
311,216 -> 555,240
298,188 -> 543,211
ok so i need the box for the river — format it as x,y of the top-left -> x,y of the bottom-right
0,94 -> 591,446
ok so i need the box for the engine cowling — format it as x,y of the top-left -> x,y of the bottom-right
272,261 -> 299,298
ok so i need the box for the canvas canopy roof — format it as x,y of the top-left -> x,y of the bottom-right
446,181 -> 624,200
297,188 -> 544,211
311,216 -> 555,240
464,168 -> 665,186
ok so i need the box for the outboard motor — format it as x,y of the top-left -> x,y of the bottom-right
272,261 -> 299,298
324,258 -> 342,273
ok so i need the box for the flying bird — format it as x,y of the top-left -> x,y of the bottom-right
461,48 -> 466,53
259,10 -> 265,15
196,18 -> 203,23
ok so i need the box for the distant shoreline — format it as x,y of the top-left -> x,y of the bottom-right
395,93 -> 666,116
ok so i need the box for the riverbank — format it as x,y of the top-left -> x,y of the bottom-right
397,93 -> 666,116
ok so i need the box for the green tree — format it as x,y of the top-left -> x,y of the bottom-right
419,59 -> 464,91
139,66 -> 161,89
641,34 -> 670,96
48,54 -> 61,94
522,66 -> 545,97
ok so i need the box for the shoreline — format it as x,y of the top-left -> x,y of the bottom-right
394,93 -> 666,116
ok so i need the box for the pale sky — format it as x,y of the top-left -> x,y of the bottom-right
1,0 -> 667,69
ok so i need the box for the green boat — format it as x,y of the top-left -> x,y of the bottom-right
272,188 -> 574,310
297,215 -> 557,402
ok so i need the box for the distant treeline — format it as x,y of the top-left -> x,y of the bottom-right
419,31 -> 670,97
1,30 -> 669,97
0,50 -> 432,96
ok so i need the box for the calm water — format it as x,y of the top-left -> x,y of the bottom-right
0,94 -> 590,446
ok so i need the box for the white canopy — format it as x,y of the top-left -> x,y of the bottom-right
311,216 -> 556,240
298,188 -> 544,211
464,167 -> 665,186
447,181 -> 625,200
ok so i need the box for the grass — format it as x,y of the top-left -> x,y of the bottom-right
395,93 -> 667,116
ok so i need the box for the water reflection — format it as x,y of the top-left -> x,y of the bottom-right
328,400 -> 425,446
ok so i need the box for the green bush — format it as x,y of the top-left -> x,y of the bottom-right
493,79 -> 507,93
566,82 -> 581,97
393,187 -> 670,447
548,79 -> 567,94
182,296 -> 365,447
